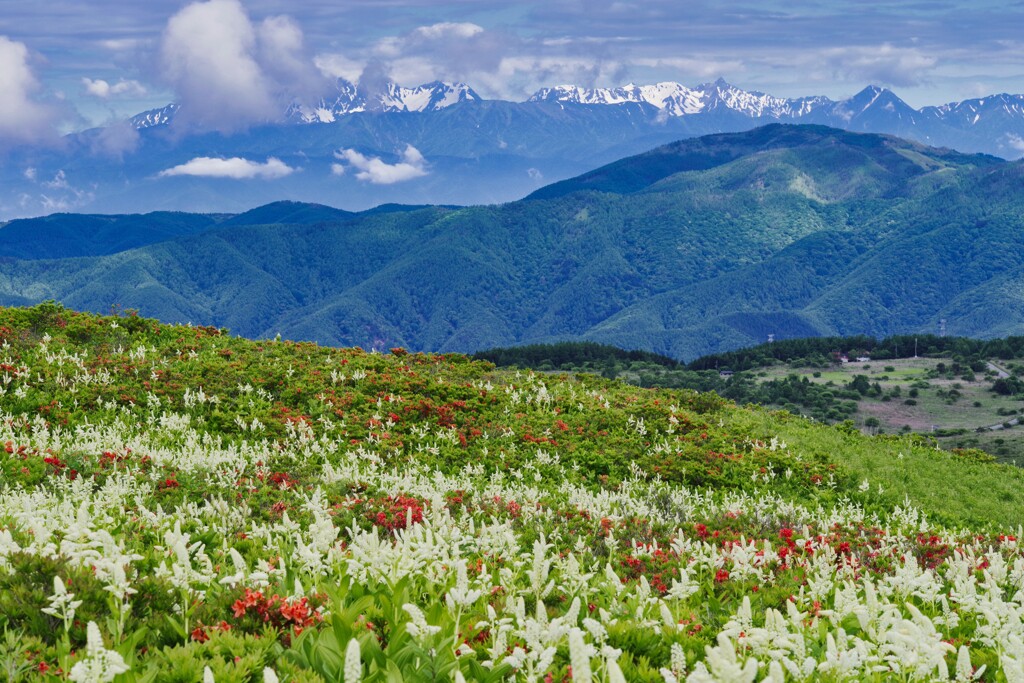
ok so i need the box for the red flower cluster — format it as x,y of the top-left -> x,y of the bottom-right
229,587 -> 323,642
190,620 -> 232,642
346,495 -> 426,531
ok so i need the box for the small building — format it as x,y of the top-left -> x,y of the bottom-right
856,356 -> 871,363
719,369 -> 734,378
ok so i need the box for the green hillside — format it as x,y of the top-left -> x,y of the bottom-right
0,125 -> 1021,359
1,303 -> 1023,681
220,201 -> 355,227
526,123 -> 998,200
477,336 -> 1024,464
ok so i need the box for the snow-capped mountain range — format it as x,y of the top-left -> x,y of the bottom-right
529,79 -> 833,119
529,79 -> 1024,139
128,77 -> 1024,152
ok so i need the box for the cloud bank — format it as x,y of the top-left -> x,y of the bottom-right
0,36 -> 59,143
332,145 -> 428,184
158,156 -> 295,179
159,0 -> 323,132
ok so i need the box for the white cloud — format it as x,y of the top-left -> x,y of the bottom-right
0,35 -> 59,143
314,54 -> 365,83
43,169 -> 70,189
632,57 -> 744,80
334,145 -> 428,184
23,167 -> 36,181
258,15 -> 325,99
99,38 -> 145,52
814,44 -> 937,88
82,78 -> 147,98
332,21 -> 633,101
337,21 -> 513,94
161,0 -> 275,130
35,170 -> 94,212
412,22 -> 485,41
158,156 -> 296,179
467,55 -> 628,99
1006,133 -> 1024,154
159,0 -> 321,131
89,121 -> 140,158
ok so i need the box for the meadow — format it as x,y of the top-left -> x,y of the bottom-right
1,304 -> 1023,681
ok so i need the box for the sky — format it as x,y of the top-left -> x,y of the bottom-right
0,0 -> 1022,138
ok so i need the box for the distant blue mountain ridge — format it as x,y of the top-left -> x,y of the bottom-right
1,78 -> 1021,219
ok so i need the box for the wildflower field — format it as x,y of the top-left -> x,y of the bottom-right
4,304 -> 1024,681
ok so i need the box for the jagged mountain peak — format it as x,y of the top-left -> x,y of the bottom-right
286,79 -> 481,122
132,80 -> 481,129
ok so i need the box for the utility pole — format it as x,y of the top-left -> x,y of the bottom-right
914,337 -> 918,359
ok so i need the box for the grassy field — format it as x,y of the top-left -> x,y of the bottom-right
728,407 -> 1024,529
6,305 -> 1024,680
754,356 -> 1024,463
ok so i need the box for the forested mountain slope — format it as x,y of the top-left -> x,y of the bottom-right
0,125 -> 1020,359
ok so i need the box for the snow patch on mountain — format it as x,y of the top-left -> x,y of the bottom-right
130,103 -> 180,129
529,79 -> 834,119
279,80 -> 480,124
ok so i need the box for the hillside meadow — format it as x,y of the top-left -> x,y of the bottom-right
1,304 -> 1024,680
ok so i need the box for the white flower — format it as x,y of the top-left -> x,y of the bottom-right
607,658 -> 627,683
446,559 -> 482,610
263,668 -> 279,683
666,568 -> 699,602
68,622 -> 130,683
955,645 -> 985,681
569,628 -> 592,682
344,639 -> 361,683
582,618 -> 607,642
403,603 -> 441,639
41,576 -> 82,632
686,633 -> 758,683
